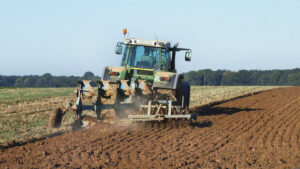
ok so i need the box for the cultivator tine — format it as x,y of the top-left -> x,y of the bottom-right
175,119 -> 179,128
166,119 -> 189,129
161,119 -> 173,129
179,119 -> 188,128
163,120 -> 167,129
130,118 -> 192,130
178,119 -> 183,128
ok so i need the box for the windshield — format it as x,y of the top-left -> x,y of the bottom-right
121,45 -> 170,71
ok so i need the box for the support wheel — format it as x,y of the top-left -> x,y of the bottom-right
49,107 -> 64,128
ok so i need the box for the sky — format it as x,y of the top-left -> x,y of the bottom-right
0,0 -> 299,76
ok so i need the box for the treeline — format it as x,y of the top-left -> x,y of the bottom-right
1,69 -> 299,87
0,72 -> 99,87
184,68 -> 300,86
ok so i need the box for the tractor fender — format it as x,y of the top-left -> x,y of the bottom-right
153,73 -> 184,90
102,66 -> 125,82
102,66 -> 111,81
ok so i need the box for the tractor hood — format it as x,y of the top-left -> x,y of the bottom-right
102,66 -> 154,84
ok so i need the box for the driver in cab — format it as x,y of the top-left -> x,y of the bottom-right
137,47 -> 156,69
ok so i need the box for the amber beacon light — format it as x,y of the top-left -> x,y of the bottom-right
123,28 -> 127,35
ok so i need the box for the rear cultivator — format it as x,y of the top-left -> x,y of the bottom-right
50,29 -> 196,128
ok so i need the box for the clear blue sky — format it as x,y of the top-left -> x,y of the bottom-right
0,0 -> 299,76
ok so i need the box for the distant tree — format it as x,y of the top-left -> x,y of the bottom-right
42,73 -> 52,78
221,71 -> 239,85
14,77 -> 23,87
236,70 -> 251,85
1,69 -> 300,87
83,71 -> 94,79
287,71 -> 300,85
204,69 -> 223,86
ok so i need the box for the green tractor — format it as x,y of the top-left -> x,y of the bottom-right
51,30 -> 196,128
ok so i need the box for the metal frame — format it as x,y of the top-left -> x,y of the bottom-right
128,100 -> 197,121
73,80 -> 196,122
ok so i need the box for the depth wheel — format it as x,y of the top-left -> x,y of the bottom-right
49,107 -> 64,128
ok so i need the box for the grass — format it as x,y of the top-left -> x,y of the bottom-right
0,88 -> 75,144
189,86 -> 280,107
0,86 -> 282,144
0,88 -> 74,105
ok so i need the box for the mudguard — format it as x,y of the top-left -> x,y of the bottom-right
153,72 -> 184,90
102,66 -> 111,81
102,66 -> 125,83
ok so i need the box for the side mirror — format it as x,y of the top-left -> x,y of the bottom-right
185,51 -> 192,61
115,43 -> 123,55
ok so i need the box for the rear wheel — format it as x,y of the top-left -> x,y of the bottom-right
178,81 -> 190,110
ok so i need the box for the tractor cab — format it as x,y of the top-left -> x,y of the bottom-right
121,44 -> 171,71
116,38 -> 192,72
103,37 -> 192,87
117,39 -> 172,72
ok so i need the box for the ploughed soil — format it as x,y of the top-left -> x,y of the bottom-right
0,87 -> 299,169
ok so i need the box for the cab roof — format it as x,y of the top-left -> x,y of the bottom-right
124,38 -> 171,48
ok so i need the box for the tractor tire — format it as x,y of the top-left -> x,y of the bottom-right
178,81 -> 190,109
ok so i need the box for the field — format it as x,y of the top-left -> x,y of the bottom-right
0,88 -> 74,143
0,86 -> 277,144
1,86 -> 299,168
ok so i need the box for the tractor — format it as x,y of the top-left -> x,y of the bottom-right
50,29 -> 196,128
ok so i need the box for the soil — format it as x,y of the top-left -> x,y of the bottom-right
0,87 -> 299,169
